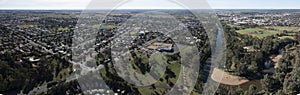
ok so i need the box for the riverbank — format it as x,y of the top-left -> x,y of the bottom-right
211,68 -> 249,85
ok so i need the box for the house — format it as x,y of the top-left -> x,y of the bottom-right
243,46 -> 259,52
29,57 -> 40,62
156,46 -> 173,52
264,60 -> 274,69
236,21 -> 247,25
146,42 -> 173,52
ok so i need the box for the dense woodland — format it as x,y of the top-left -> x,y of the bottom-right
212,23 -> 300,94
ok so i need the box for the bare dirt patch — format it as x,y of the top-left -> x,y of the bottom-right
211,68 -> 249,85
271,54 -> 282,68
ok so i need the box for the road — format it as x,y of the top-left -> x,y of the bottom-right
19,31 -> 104,94
28,75 -> 78,95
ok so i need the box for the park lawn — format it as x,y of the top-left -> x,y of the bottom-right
138,87 -> 153,95
151,53 -> 165,64
237,28 -> 282,39
92,25 -> 119,29
99,66 -> 110,81
129,61 -> 143,74
236,28 -> 261,34
129,52 -> 181,94
92,24 -> 101,29
151,53 -> 181,83
148,53 -> 182,93
168,61 -> 181,83
279,36 -> 295,39
130,31 -> 137,35
99,50 -> 183,94
129,51 -> 150,74
57,27 -> 70,32
236,26 -> 300,39
180,46 -> 193,53
268,26 -> 300,32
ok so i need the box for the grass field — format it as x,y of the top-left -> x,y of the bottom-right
279,36 -> 295,39
57,27 -> 70,32
98,46 -> 199,94
236,26 -> 299,39
237,28 -> 280,38
268,26 -> 300,32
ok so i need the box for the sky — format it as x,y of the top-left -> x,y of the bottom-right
0,0 -> 300,9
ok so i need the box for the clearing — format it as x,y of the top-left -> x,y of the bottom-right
236,26 -> 299,39
211,68 -> 249,85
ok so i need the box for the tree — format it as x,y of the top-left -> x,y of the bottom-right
275,90 -> 285,95
236,63 -> 247,76
228,86 -> 243,95
244,85 -> 257,95
261,75 -> 281,94
283,68 -> 300,94
248,61 -> 258,74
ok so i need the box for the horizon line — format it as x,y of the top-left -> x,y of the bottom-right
1,8 -> 300,10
